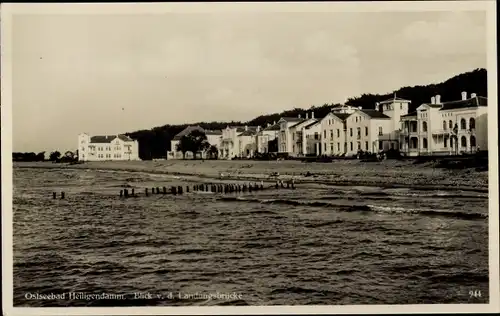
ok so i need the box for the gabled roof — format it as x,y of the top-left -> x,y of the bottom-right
238,130 -> 257,136
378,97 -> 411,105
235,126 -> 258,133
439,96 -> 487,111
360,109 -> 391,119
263,123 -> 280,131
172,125 -> 204,140
280,117 -> 304,123
331,113 -> 351,121
90,134 -> 134,144
401,111 -> 417,118
290,118 -> 318,129
419,103 -> 442,109
305,121 -> 320,129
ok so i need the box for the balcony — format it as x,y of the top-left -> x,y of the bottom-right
400,130 -> 418,136
432,129 -> 449,136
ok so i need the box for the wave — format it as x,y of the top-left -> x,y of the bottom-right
217,196 -> 486,220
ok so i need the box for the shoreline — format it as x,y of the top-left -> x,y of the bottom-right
13,160 -> 489,193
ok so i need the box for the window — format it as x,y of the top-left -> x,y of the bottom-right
378,127 -> 383,136
357,142 -> 361,150
365,127 -> 368,136
81,147 -> 85,151
330,130 -> 334,140
324,130 -> 327,139
443,121 -> 447,130
449,120 -> 453,129
330,143 -> 334,152
350,128 -> 353,137
355,117 -> 358,123
444,136 -> 448,148
337,129 -> 340,137
337,143 -> 340,151
314,133 -> 319,140
423,138 -> 428,149
379,141 -> 383,150
357,127 -> 361,138
469,118 -> 475,130
461,136 -> 467,147
470,135 -> 476,147
365,141 -> 368,150
422,121 -> 427,132
460,118 -> 467,130
400,105 -> 403,110
450,137 -> 454,148
350,142 -> 353,151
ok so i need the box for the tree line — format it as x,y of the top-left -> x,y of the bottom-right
13,150 -> 78,163
118,68 -> 487,160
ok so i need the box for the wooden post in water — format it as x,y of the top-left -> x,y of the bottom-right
53,192 -> 57,199
124,189 -> 128,198
287,182 -> 290,189
178,186 -> 183,194
156,187 -> 160,194
186,186 -> 190,193
131,188 -> 135,196
162,186 -> 167,194
152,187 -> 155,194
260,181 -> 264,190
291,179 -> 295,190
145,188 -> 149,197
171,186 -> 177,195
61,192 -> 65,199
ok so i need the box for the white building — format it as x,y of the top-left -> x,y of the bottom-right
400,92 -> 488,156
303,120 -> 322,155
289,112 -> 318,157
318,111 -> 350,156
220,125 -> 259,159
78,133 -> 140,161
255,122 -> 280,153
277,116 -> 304,154
168,126 -> 222,159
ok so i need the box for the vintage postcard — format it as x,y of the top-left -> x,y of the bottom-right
1,1 -> 499,315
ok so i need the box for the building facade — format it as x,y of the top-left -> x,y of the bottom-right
400,92 -> 488,156
255,122 -> 280,153
78,133 -> 140,161
168,126 -> 222,159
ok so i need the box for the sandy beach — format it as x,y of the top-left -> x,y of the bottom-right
14,159 -> 489,192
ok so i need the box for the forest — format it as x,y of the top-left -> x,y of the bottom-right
26,68 -> 486,161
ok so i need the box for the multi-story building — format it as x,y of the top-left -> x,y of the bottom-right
220,125 -> 259,159
289,112 -> 317,157
400,92 -> 488,156
255,122 -> 280,153
277,116 -> 304,154
168,126 -> 222,159
77,133 -> 140,161
303,120 -> 322,155
318,110 -> 351,156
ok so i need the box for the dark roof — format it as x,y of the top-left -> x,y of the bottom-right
401,111 -> 417,118
378,97 -> 411,105
421,103 -> 442,108
280,117 -> 304,122
239,130 -> 257,136
172,126 -> 204,140
305,121 -> 320,129
331,113 -> 350,121
290,119 -> 315,128
360,109 -> 391,119
90,134 -> 134,143
263,124 -> 280,131
439,96 -> 487,111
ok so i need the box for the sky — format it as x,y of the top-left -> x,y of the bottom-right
9,8 -> 487,153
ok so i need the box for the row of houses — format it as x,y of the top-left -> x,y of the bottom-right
77,90 -> 488,161
167,91 -> 488,159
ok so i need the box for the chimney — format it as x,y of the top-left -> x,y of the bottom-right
311,112 -> 315,119
273,121 -> 276,125
461,91 -> 467,100
435,95 -> 441,104
471,93 -> 477,98
375,102 -> 380,111
298,114 -> 301,119
306,113 -> 309,119
431,96 -> 436,104
358,106 -> 362,110
245,125 -> 248,131
267,123 -> 271,127
257,126 -> 261,132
